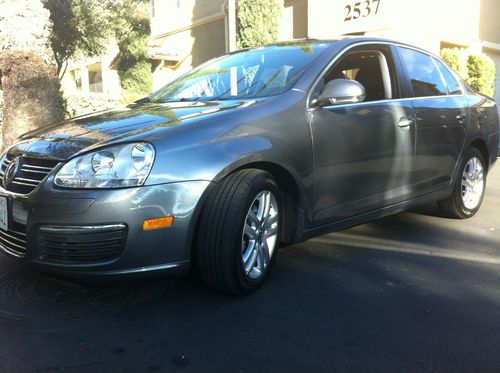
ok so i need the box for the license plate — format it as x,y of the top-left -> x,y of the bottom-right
0,197 -> 7,231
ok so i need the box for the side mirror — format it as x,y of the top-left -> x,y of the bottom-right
316,79 -> 366,106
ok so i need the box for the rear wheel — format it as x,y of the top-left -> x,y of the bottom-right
196,169 -> 280,295
438,148 -> 486,219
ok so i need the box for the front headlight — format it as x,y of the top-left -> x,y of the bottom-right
54,142 -> 155,188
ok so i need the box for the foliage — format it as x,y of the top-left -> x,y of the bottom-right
108,0 -> 152,99
467,53 -> 496,97
43,0 -> 114,78
440,48 -> 468,80
64,92 -> 119,118
237,0 -> 283,49
441,48 -> 496,96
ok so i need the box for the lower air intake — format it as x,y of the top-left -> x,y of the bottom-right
38,224 -> 126,263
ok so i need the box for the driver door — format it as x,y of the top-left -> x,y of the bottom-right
309,44 -> 416,225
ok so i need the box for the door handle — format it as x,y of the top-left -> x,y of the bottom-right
397,117 -> 414,128
456,113 -> 467,124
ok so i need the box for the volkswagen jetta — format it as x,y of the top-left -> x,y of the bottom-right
0,38 -> 498,295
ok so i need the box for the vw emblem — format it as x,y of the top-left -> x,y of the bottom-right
3,157 -> 20,187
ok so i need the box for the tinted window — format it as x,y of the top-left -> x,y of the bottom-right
399,47 -> 447,97
434,58 -> 463,95
150,43 -> 329,102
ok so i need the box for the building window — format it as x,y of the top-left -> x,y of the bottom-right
88,62 -> 103,94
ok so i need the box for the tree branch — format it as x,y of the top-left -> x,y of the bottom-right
59,60 -> 69,80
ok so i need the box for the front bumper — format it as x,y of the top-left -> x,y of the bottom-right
0,177 -> 213,278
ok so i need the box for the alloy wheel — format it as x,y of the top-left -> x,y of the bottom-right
241,190 -> 279,280
461,156 -> 484,210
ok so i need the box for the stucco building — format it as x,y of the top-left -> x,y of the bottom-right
62,0 -> 500,104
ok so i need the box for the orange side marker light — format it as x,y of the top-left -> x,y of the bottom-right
143,216 -> 174,230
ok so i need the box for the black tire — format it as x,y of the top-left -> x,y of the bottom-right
195,169 -> 281,295
437,148 -> 487,219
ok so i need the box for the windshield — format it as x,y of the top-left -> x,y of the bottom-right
150,43 -> 329,102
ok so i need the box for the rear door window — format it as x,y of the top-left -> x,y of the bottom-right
399,47 -> 447,97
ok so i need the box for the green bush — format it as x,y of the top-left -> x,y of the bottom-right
441,48 -> 496,97
117,33 -> 152,99
467,53 -> 496,97
113,0 -> 152,99
237,0 -> 283,49
440,48 -> 468,80
64,93 -> 119,118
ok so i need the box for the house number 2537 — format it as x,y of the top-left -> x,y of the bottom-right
344,0 -> 381,21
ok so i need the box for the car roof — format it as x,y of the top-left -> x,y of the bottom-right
250,37 -> 438,59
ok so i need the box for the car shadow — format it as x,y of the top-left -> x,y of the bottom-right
0,200 -> 499,371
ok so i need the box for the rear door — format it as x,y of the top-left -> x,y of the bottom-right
397,46 -> 468,194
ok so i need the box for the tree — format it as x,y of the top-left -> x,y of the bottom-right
0,0 -> 63,150
237,0 -> 283,49
43,0 -> 114,78
108,0 -> 152,100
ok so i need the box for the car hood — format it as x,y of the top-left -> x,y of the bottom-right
9,99 -> 262,160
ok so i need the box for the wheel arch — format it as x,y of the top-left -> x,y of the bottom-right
232,161 -> 306,244
189,159 -> 307,265
470,138 -> 490,171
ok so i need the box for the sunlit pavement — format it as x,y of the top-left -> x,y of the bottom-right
0,165 -> 499,372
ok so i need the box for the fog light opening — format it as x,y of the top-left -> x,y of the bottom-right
143,216 -> 174,230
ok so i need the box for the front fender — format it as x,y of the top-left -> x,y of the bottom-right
145,136 -> 274,185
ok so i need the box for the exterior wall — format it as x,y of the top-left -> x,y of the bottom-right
480,0 -> 500,45
479,0 -> 500,106
150,0 -> 227,90
280,0 -> 308,40
307,0 -> 482,55
151,0 -> 224,37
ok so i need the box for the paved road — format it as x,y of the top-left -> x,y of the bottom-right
0,165 -> 499,372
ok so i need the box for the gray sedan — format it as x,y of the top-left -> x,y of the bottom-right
0,38 -> 498,295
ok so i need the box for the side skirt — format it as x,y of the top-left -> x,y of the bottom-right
298,187 -> 452,242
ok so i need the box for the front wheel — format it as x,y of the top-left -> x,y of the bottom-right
438,148 -> 487,219
196,169 -> 280,295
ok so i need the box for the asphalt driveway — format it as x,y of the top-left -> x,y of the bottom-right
0,165 -> 499,372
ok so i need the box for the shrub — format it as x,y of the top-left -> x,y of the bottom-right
237,0 -> 283,49
113,0 -> 152,98
441,48 -> 496,97
467,53 -> 496,97
440,48 -> 468,80
64,93 -> 120,118
116,32 -> 152,99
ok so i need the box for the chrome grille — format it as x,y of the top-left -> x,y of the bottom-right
0,154 -> 59,194
0,225 -> 27,258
